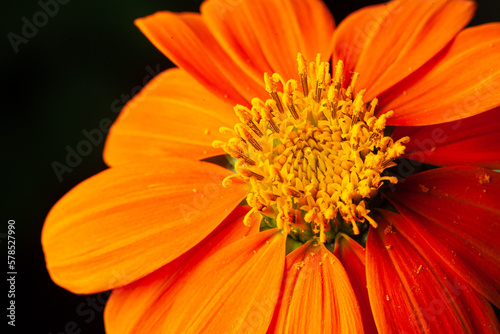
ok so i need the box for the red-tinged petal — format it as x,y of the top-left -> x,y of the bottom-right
160,229 -> 286,334
104,68 -> 238,166
333,0 -> 475,98
334,234 -> 377,334
367,209 -> 500,333
135,12 -> 265,105
201,0 -> 335,84
269,242 -> 363,334
104,206 -> 259,334
380,23 -> 500,126
384,167 -> 500,307
42,158 -> 247,294
360,0 -> 475,101
392,107 -> 500,168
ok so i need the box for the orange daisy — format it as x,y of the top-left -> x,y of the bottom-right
43,0 -> 500,333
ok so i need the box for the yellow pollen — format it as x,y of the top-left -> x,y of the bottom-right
215,54 -> 409,242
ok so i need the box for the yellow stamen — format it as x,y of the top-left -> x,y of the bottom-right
216,54 -> 409,242
297,53 -> 309,97
234,105 -> 263,137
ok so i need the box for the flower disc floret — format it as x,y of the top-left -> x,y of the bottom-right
214,54 -> 409,243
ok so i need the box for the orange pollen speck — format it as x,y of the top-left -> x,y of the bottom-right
214,53 -> 409,242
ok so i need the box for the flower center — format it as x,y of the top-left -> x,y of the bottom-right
214,54 -> 409,246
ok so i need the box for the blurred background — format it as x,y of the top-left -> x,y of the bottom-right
2,0 -> 499,332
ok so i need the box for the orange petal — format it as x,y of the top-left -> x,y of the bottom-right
201,0 -> 335,83
42,158 -> 247,294
104,206 -> 259,334
333,234 -> 377,334
360,0 -> 474,100
384,167 -> 500,307
392,107 -> 500,169
269,242 -> 363,334
333,0 -> 475,97
367,209 -> 500,333
160,229 -> 286,333
135,12 -> 266,105
104,68 -> 238,166
380,23 -> 500,125
332,3 -> 400,87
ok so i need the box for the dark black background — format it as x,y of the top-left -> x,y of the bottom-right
2,0 -> 499,333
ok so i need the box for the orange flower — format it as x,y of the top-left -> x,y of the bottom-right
42,0 -> 500,332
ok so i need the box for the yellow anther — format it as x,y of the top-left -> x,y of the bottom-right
327,85 -> 338,111
265,73 -> 285,114
222,174 -> 243,188
272,73 -> 285,88
297,53 -> 309,97
315,54 -> 322,67
352,89 -> 366,118
251,97 -> 266,109
257,101 -> 273,119
284,79 -> 298,94
368,98 -> 378,117
379,176 -> 399,184
264,72 -> 277,93
297,53 -> 308,76
225,145 -> 256,166
283,80 -> 299,119
234,105 -> 263,137
374,110 -> 394,132
259,103 -> 280,133
235,159 -> 264,181
333,61 -> 344,88
243,208 -> 262,227
234,105 -> 253,122
211,140 -> 226,149
250,106 -> 262,123
219,126 -> 236,136
235,124 -> 262,151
